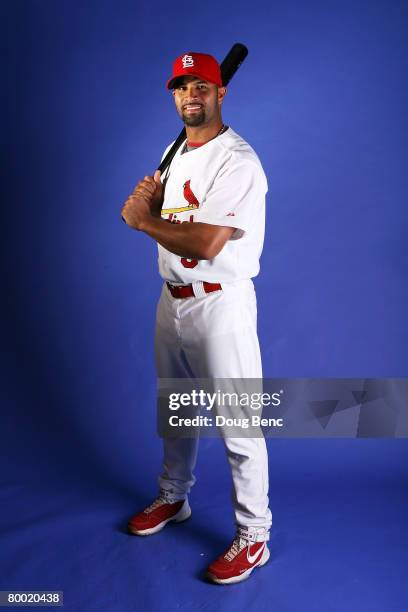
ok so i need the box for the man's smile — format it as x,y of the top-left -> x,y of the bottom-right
183,104 -> 204,113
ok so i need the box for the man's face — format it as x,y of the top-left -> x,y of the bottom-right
172,76 -> 226,127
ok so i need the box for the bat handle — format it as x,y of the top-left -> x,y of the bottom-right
157,128 -> 187,174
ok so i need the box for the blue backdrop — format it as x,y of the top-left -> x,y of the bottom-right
1,1 -> 407,610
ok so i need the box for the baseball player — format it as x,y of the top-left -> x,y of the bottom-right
121,51 -> 272,584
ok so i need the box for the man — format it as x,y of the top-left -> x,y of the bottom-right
121,52 -> 272,585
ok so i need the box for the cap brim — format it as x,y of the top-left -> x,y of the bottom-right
166,75 -> 186,90
166,73 -> 222,89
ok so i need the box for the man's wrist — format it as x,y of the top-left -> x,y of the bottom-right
138,214 -> 160,233
151,208 -> 163,219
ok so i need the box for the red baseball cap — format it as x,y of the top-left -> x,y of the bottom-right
166,52 -> 222,89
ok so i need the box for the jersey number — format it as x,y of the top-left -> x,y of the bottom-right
181,257 -> 198,268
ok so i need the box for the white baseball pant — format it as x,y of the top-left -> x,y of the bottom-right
155,279 -> 272,533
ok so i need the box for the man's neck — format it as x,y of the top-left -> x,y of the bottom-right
185,120 -> 224,145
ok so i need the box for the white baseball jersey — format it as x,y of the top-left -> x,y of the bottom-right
158,127 -> 267,284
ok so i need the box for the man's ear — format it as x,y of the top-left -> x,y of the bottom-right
218,86 -> 227,106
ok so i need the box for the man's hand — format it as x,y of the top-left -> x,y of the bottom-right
121,170 -> 164,230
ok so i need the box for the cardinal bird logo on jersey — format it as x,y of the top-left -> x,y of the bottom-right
182,180 -> 200,209
161,179 -> 201,219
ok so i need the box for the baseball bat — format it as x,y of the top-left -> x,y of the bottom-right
158,43 -> 249,174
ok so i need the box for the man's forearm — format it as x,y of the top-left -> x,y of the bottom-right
139,216 -> 214,259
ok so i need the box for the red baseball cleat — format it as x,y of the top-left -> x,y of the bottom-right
206,531 -> 270,584
127,494 -> 191,536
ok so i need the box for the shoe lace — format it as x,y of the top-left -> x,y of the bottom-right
143,494 -> 167,514
224,537 -> 247,561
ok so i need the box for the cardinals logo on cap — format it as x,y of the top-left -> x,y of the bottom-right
182,54 -> 194,68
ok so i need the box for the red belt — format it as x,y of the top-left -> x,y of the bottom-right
166,281 -> 222,299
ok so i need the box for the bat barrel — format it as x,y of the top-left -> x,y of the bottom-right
220,43 -> 248,86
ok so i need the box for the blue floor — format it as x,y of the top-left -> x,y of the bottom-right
1,439 -> 407,611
